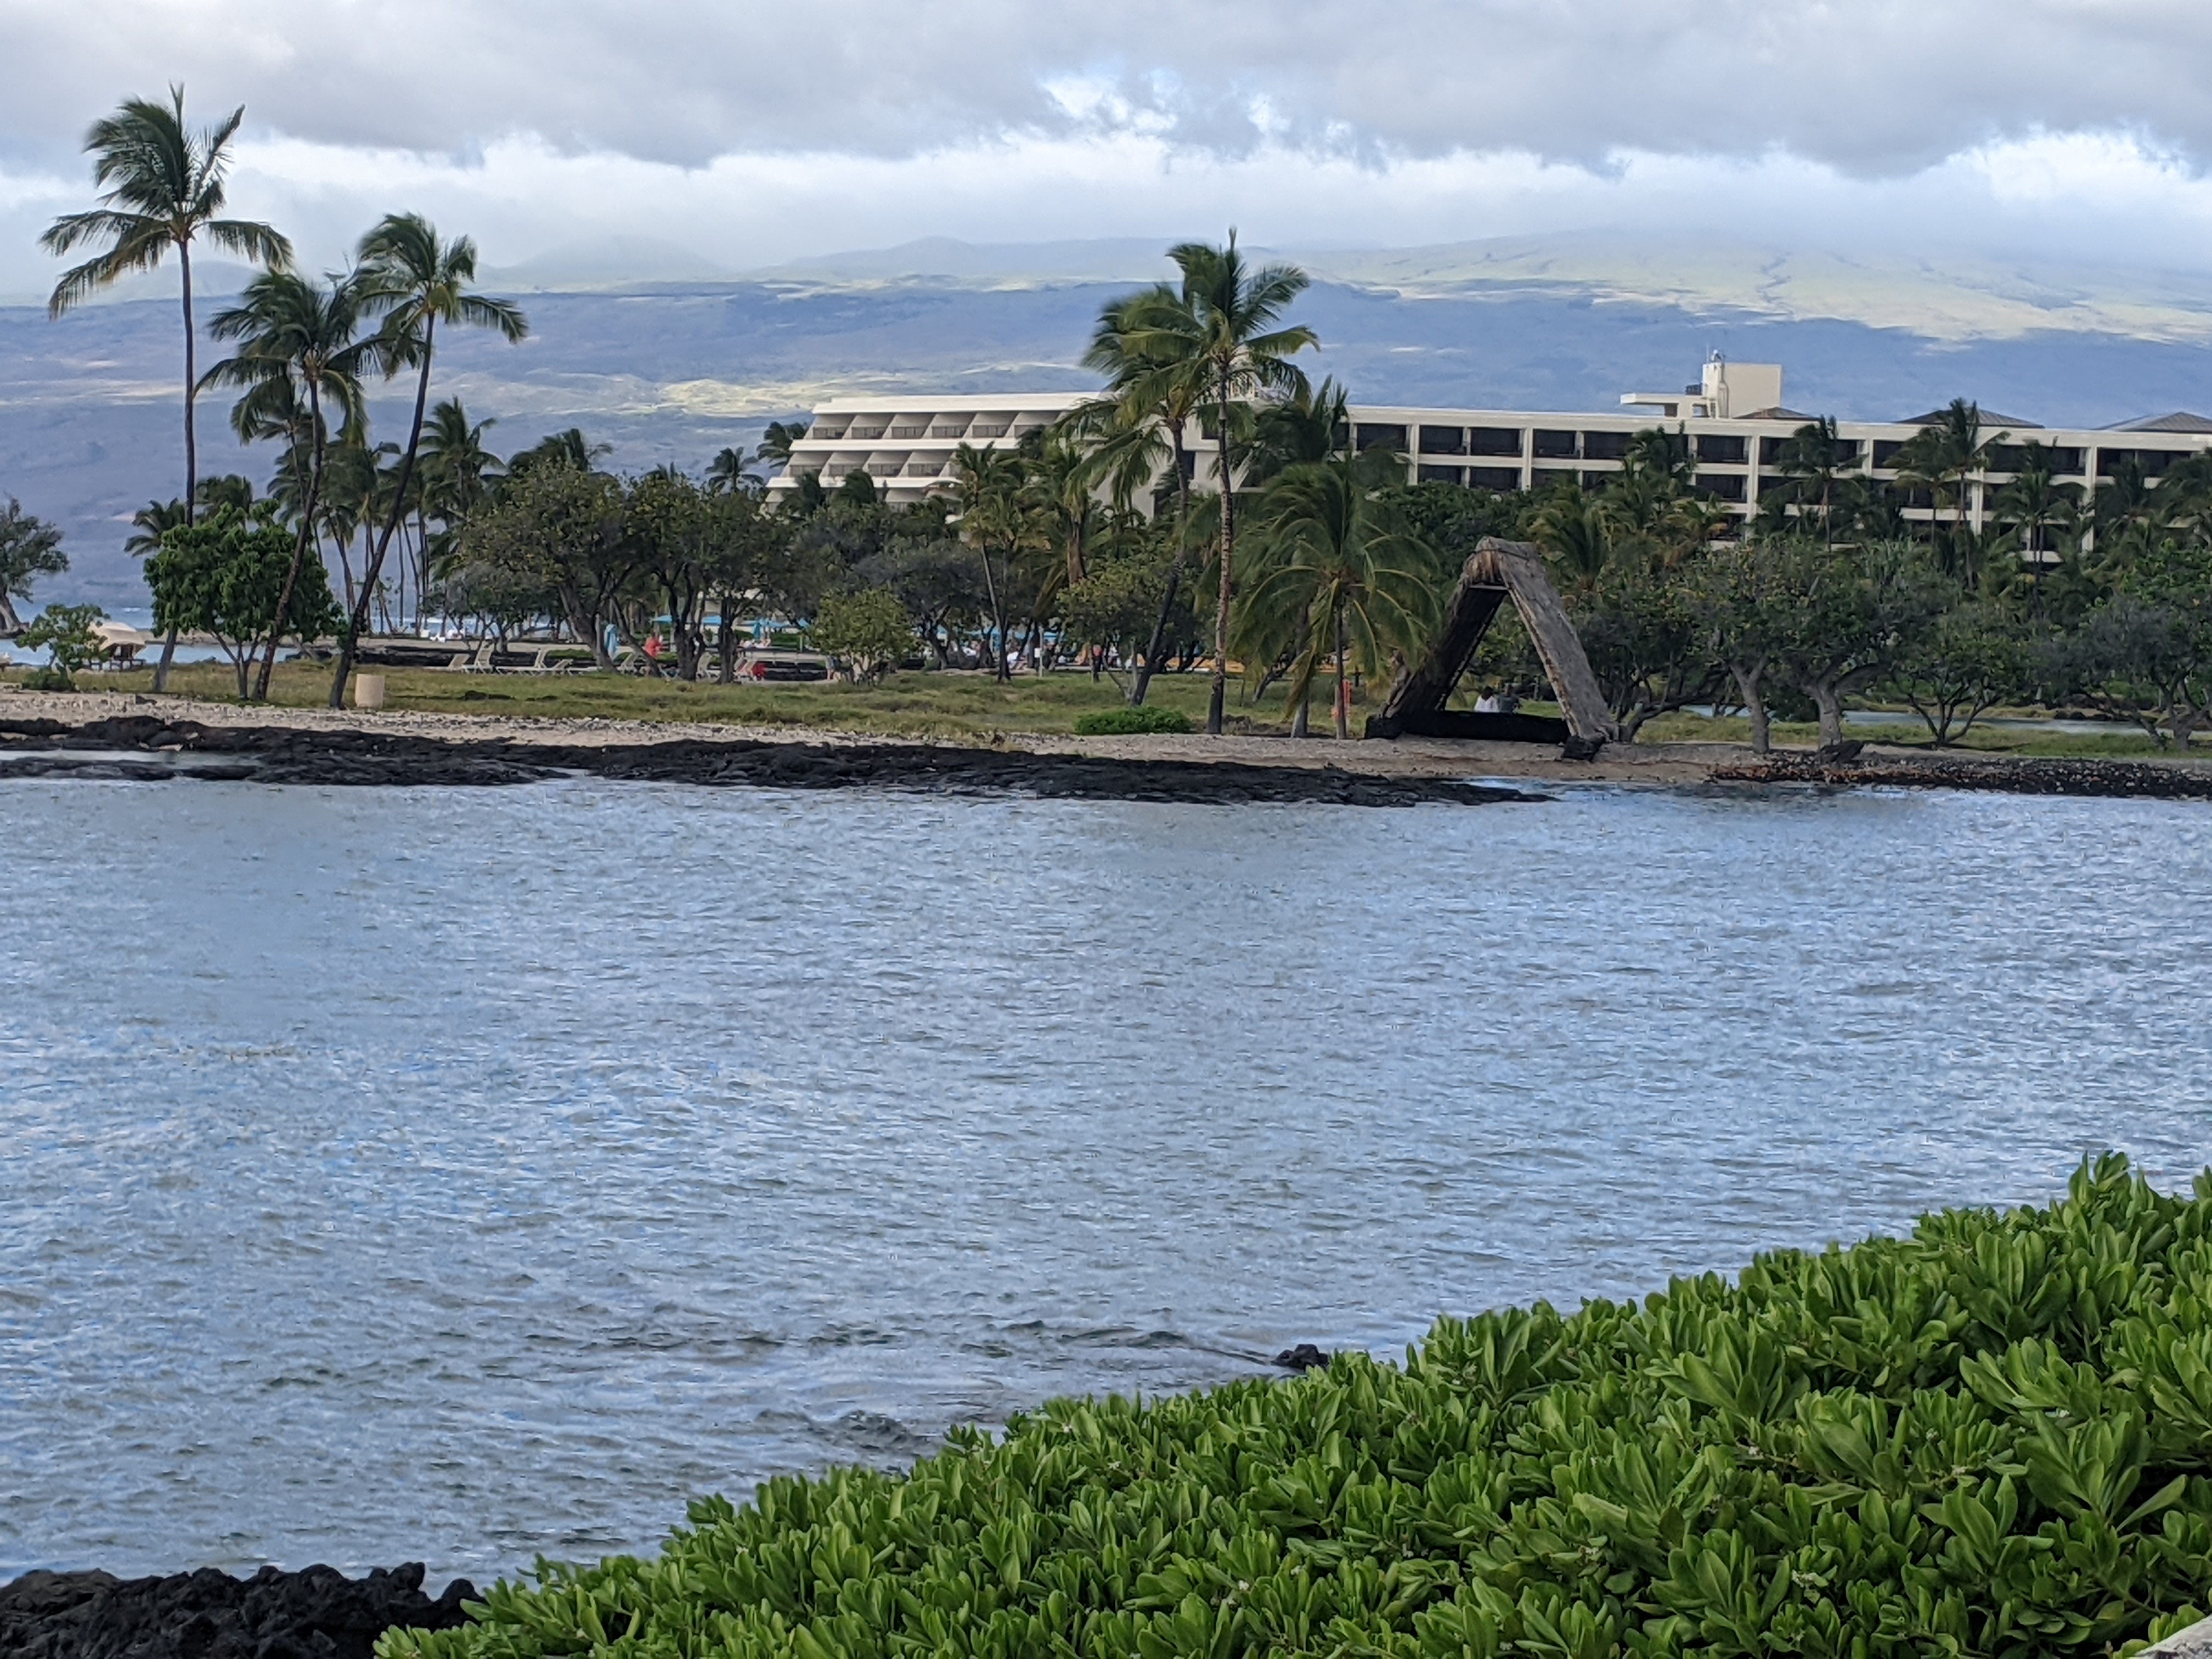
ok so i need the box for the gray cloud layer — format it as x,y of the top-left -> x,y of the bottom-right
4,1 -> 2211,172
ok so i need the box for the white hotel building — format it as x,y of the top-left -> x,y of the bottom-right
768,358 -> 2212,534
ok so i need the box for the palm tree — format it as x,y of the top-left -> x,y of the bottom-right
706,447 -> 760,495
1080,288 -> 1210,706
202,269 -> 375,698
1895,400 -> 2006,574
1775,417 -> 1852,543
945,442 -> 1032,679
1239,455 -> 1439,739
1118,235 -> 1317,733
754,420 -> 811,470
41,87 -> 291,689
328,215 -> 527,704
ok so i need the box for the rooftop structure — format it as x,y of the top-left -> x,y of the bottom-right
769,365 -> 2212,537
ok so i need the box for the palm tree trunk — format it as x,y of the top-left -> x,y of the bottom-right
1334,601 -> 1350,740
978,542 -> 1009,682
256,382 -> 327,701
1207,384 -> 1234,735
330,317 -> 436,706
1129,430 -> 1191,707
153,240 -> 199,695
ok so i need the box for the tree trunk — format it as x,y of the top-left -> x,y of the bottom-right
1290,687 -> 1310,738
1333,601 -> 1350,740
1129,427 -> 1190,707
1207,386 -> 1234,735
256,381 -> 329,702
978,544 -> 1009,682
179,240 -> 198,526
156,240 -> 197,696
1809,680 -> 1845,748
330,316 -> 437,707
1733,663 -> 1770,755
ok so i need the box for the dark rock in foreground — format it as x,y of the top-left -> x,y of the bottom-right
0,1562 -> 475,1659
0,716 -> 1537,806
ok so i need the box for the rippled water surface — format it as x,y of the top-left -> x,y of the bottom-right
3,777 -> 2209,1583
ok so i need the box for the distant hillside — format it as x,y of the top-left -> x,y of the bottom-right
7,246 -> 2212,606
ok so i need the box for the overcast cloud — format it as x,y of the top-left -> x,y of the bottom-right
3,1 -> 2211,292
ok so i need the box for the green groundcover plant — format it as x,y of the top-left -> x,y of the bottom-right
384,1157 -> 2212,1659
1073,706 -> 1193,736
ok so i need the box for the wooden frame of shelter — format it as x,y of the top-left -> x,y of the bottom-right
1365,537 -> 1612,754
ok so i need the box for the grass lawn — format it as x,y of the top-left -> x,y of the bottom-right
14,662 -> 2200,757
18,660 -> 1371,740
1636,707 -> 2188,759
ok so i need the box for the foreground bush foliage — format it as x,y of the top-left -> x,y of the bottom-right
385,1158 -> 2212,1659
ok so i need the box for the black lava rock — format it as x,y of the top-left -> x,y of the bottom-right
0,1562 -> 478,1659
1274,1343 -> 1334,1372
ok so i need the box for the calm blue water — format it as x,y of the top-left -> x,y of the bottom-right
2,778 -> 2208,1584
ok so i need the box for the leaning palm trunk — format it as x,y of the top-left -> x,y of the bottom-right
255,384 -> 329,701
1128,438 -> 1190,707
330,316 -> 436,706
1207,387 -> 1235,735
1334,600 -> 1351,740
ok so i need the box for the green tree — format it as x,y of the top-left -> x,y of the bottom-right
1686,540 -> 1793,755
16,603 -> 106,687
40,87 -> 291,690
1889,592 -> 2028,744
0,499 -> 69,633
1774,539 -> 1934,749
2048,538 -> 2212,747
145,505 -> 339,697
946,443 -> 1034,680
201,270 -> 376,698
1773,416 -> 1854,542
1238,454 -> 1439,739
753,420 -> 810,470
456,461 -> 629,668
812,589 -> 915,681
1079,290 -> 1210,707
626,469 -> 716,679
1114,236 -> 1317,732
329,214 -> 528,706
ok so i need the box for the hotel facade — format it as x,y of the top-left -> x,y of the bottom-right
768,359 -> 2212,535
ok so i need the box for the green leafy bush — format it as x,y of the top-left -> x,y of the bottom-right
383,1156 -> 2212,1659
1074,704 -> 1193,736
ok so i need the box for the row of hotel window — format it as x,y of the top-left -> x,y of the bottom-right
1409,468 -> 1976,504
1357,423 -> 2192,478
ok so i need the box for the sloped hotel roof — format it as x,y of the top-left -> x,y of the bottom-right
2104,411 -> 2212,434
1899,408 -> 2044,428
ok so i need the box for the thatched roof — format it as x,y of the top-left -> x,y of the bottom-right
1372,537 -> 1612,747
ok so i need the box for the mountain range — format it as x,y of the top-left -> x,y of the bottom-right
4,234 -> 2209,605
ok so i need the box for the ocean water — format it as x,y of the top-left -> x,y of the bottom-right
2,777 -> 2208,1584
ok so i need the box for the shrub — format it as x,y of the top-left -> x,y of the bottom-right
381,1156 -> 2212,1659
1074,704 -> 1192,736
811,589 -> 915,682
19,665 -> 76,691
16,602 -> 105,688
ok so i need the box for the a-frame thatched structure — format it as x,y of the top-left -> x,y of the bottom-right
1365,538 -> 1612,752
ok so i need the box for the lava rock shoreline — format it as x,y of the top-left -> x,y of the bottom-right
0,1562 -> 476,1659
0,715 -> 1537,806
1712,749 -> 2212,799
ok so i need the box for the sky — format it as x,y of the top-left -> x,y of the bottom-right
5,1 -> 2212,298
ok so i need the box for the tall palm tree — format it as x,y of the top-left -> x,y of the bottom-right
202,269 -> 375,698
1080,288 -> 1210,707
329,215 -> 527,704
1118,236 -> 1317,733
1775,417 -> 1852,543
754,420 -> 811,470
945,442 -> 1032,679
1239,455 -> 1439,739
706,447 -> 760,495
41,87 -> 291,689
